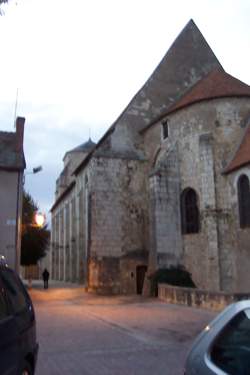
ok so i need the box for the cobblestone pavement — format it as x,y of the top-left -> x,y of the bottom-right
28,281 -> 216,375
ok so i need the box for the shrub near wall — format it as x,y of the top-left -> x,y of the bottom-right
149,266 -> 196,296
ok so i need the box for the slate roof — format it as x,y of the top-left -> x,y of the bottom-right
69,138 -> 96,153
223,123 -> 250,174
74,19 -> 222,176
121,19 -> 221,132
63,138 -> 96,161
0,131 -> 25,171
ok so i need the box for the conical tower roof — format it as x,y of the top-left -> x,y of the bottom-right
63,138 -> 96,161
70,138 -> 96,153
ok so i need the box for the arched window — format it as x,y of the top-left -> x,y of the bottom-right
181,188 -> 200,234
238,174 -> 250,228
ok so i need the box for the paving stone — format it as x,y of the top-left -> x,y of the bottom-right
28,281 -> 216,375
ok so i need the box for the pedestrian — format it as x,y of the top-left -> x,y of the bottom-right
42,268 -> 50,289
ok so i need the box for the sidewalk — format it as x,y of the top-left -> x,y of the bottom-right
31,280 -> 215,375
23,279 -> 82,289
25,279 -> 156,305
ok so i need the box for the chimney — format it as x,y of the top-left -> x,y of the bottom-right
15,117 -> 25,152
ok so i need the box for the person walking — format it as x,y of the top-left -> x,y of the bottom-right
42,268 -> 50,289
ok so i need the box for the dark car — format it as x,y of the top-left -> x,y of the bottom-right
184,300 -> 250,375
0,256 -> 38,375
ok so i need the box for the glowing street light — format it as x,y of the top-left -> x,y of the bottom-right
34,212 -> 45,227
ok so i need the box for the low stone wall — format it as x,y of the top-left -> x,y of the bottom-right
158,284 -> 250,311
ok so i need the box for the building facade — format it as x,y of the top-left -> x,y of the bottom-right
0,117 -> 26,271
51,20 -> 250,294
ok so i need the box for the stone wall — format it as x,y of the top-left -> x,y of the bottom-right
158,283 -> 250,312
51,92 -> 250,296
148,145 -> 182,270
51,151 -> 150,294
51,140 -> 92,285
55,150 -> 89,200
143,97 -> 250,292
86,156 -> 149,294
228,167 -> 250,292
120,251 -> 148,294
51,179 -> 87,284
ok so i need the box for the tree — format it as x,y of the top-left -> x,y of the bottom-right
21,191 -> 50,266
0,0 -> 8,13
0,0 -> 12,15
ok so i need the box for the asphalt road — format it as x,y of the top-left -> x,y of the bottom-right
29,282 -> 216,375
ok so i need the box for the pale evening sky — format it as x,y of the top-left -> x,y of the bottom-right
0,0 -> 249,221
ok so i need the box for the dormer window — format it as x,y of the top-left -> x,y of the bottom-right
162,119 -> 169,139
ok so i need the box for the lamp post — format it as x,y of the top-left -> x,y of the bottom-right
23,165 -> 42,184
26,211 -> 46,289
18,165 -> 43,276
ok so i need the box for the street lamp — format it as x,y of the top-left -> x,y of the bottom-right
32,166 -> 42,174
23,165 -> 43,183
34,212 -> 45,227
18,165 -> 43,276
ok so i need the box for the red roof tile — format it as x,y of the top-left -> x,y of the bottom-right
223,123 -> 250,174
166,68 -> 250,115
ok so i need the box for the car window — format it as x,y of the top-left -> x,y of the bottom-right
0,289 -> 9,320
210,309 -> 250,375
0,269 -> 27,314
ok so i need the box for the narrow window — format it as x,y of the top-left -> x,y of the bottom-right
162,119 -> 168,139
181,188 -> 200,234
238,174 -> 250,228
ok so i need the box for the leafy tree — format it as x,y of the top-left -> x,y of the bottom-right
0,0 -> 8,13
21,191 -> 50,266
0,0 -> 12,15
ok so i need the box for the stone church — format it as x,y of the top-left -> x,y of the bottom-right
51,20 -> 250,294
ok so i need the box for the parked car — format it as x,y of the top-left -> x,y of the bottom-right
0,256 -> 38,375
184,300 -> 250,375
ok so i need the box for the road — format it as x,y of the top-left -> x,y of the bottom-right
29,282 -> 216,375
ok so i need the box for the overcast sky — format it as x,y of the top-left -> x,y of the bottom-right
0,0 -> 250,221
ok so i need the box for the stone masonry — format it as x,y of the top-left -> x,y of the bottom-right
51,20 -> 250,295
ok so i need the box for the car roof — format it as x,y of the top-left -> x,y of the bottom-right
188,300 -> 250,355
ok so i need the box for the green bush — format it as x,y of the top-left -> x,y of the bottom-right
149,266 -> 196,296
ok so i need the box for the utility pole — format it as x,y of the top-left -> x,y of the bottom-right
14,88 -> 19,128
